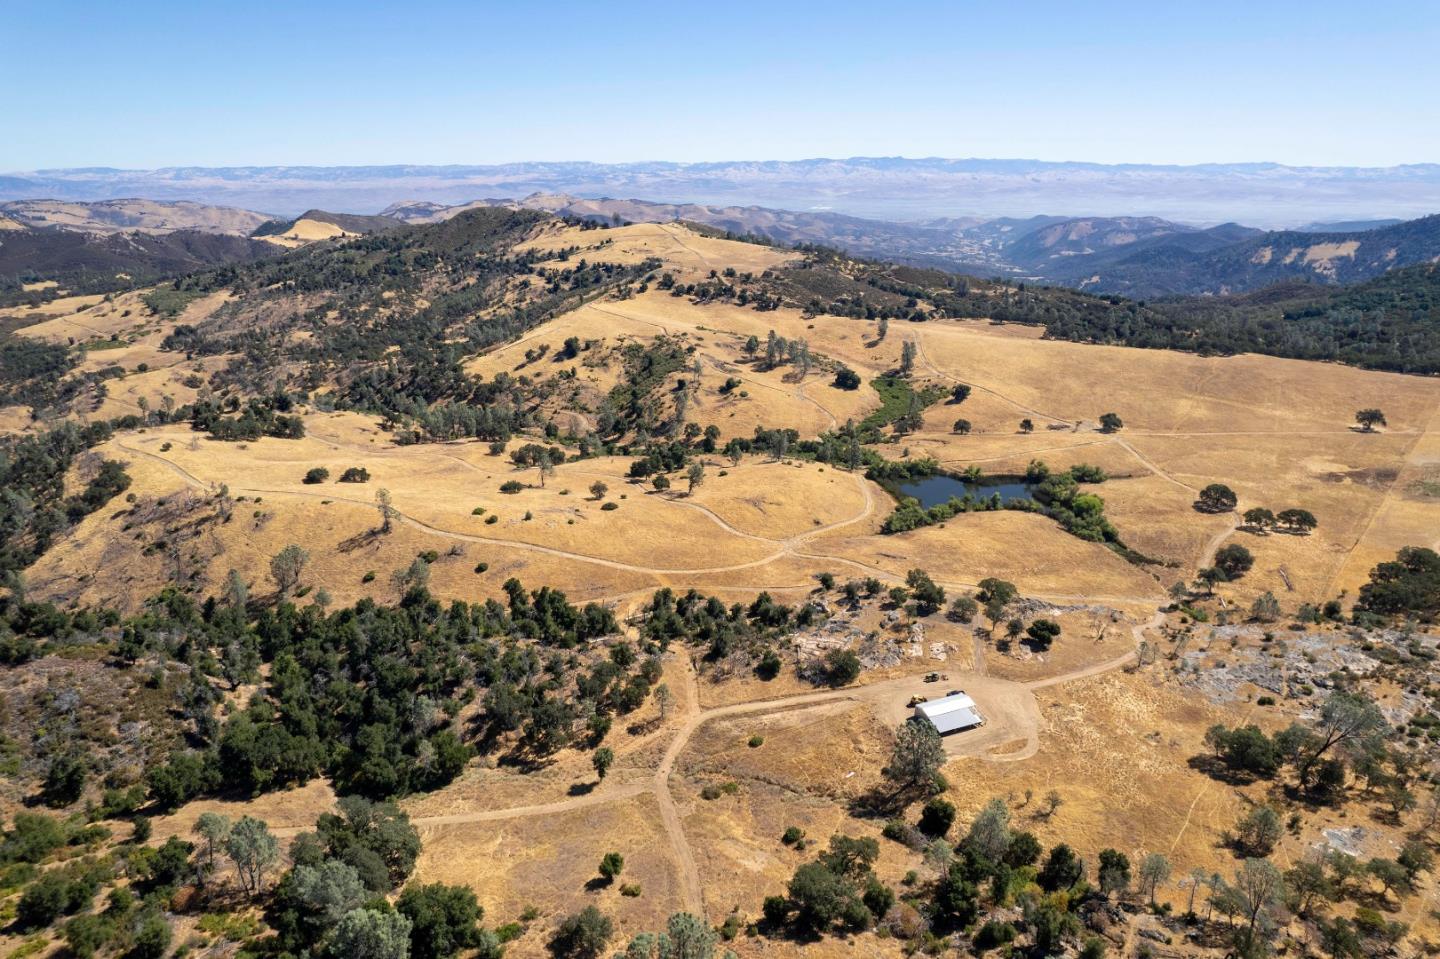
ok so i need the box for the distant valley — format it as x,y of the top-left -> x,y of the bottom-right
8,192 -> 1437,300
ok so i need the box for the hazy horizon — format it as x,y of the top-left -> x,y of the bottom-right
7,0 -> 1438,170
6,157 -> 1439,227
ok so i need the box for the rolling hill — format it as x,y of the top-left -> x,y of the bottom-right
378,197 -> 1440,297
1072,213 -> 1440,296
0,197 -> 274,235
3,208 -> 1440,959
251,207 -> 404,242
0,225 -> 278,298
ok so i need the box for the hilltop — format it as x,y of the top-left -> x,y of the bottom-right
250,208 -> 404,246
0,225 -> 277,302
0,197 -> 275,235
1067,213 -> 1440,296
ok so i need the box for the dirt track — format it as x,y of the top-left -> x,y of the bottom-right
388,621 -> 1155,918
111,437 -> 1164,610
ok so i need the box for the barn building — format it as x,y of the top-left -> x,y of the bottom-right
914,691 -> 984,735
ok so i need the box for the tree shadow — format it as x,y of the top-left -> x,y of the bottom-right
338,528 -> 383,553
848,783 -> 916,820
1186,754 -> 1263,786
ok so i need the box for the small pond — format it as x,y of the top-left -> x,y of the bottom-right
896,474 -> 1033,508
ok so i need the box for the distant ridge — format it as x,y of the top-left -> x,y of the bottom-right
0,197 -> 273,235
4,158 -> 1439,225
385,195 -> 1440,297
1298,218 -> 1405,233
0,228 -> 275,295
251,208 -> 403,238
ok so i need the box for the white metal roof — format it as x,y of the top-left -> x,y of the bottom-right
916,692 -> 978,717
915,692 -> 982,734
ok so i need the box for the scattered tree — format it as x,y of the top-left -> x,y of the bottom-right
376,488 -> 396,534
1234,805 -> 1282,856
887,720 -> 943,795
1197,483 -> 1238,513
1355,409 -> 1386,432
1098,849 -> 1131,897
1214,543 -> 1255,579
226,815 -> 280,896
598,852 -> 624,882
269,544 -> 309,598
329,908 -> 413,959
552,906 -> 613,959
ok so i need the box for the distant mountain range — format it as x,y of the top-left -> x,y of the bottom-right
5,193 -> 1439,301
0,197 -> 274,236
4,158 -> 1440,225
376,194 -> 1440,298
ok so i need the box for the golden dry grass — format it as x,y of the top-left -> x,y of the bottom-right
0,292 -> 109,324
465,292 -> 878,440
951,669 -> 1249,903
519,222 -> 797,279
25,416 -> 885,613
14,228 -> 1440,958
148,779 -> 339,839
811,513 -> 1163,602
262,217 -> 359,246
414,793 -> 681,948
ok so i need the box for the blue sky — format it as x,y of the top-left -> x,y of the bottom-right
6,0 -> 1437,169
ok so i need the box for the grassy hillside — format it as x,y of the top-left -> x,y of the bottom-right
1046,263 -> 1440,373
0,227 -> 276,303
0,197 -> 274,235
1076,214 -> 1440,297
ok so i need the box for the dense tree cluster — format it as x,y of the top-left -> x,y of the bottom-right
1356,546 -> 1440,619
189,393 -> 305,440
0,422 -> 131,582
98,576 -> 648,807
1200,690 -> 1388,798
639,587 -> 812,669
1044,263 -> 1440,374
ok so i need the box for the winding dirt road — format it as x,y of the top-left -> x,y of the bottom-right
112,437 -> 1163,611
405,621 -> 1157,917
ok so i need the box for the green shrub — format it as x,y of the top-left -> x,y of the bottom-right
975,920 -> 1017,950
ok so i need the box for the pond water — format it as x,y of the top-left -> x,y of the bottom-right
896,474 -> 1033,508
